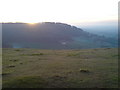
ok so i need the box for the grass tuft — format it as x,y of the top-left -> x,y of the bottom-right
67,53 -> 79,57
7,65 -> 15,68
15,49 -> 20,51
31,53 -> 44,56
79,69 -> 89,73
2,72 -> 10,76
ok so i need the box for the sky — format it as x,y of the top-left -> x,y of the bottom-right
0,0 -> 119,25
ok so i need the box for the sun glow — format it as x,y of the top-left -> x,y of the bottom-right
27,22 -> 39,25
28,23 -> 36,25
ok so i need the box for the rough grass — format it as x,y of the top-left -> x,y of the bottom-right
30,53 -> 44,56
2,48 -> 118,88
3,76 -> 47,88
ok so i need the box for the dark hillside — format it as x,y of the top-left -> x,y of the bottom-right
2,22 -> 118,49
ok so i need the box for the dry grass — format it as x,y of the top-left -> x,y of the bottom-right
2,48 -> 118,88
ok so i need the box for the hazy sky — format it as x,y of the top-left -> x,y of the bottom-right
0,0 -> 118,24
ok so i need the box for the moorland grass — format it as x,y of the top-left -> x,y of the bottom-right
2,48 -> 118,88
3,76 -> 47,88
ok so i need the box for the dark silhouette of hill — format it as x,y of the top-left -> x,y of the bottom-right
2,22 -> 117,49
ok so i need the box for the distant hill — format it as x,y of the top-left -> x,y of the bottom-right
2,22 -> 118,49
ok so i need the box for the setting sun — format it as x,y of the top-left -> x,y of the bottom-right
28,23 -> 36,25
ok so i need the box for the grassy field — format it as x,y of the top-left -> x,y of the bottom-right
2,48 -> 118,88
